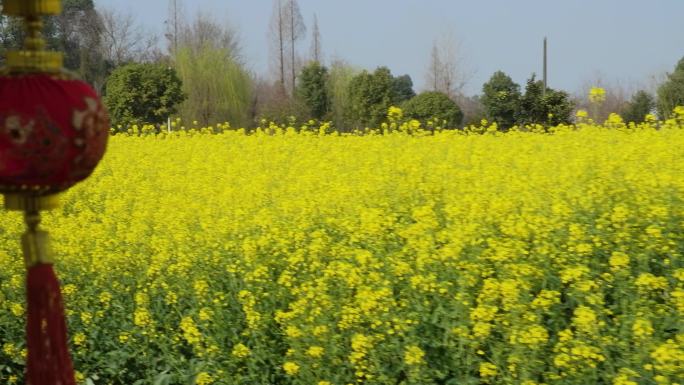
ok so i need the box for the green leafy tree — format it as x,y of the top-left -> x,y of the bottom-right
297,61 -> 330,120
481,71 -> 521,129
516,74 -> 573,127
392,74 -> 416,104
348,66 -> 397,128
543,88 -> 574,126
176,44 -> 252,126
104,63 -> 185,128
174,15 -> 252,126
657,57 -> 684,119
327,59 -> 358,130
401,91 -> 463,128
516,76 -> 546,126
622,90 -> 655,123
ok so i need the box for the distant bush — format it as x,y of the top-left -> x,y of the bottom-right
401,91 -> 463,128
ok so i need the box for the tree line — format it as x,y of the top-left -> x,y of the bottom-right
1,0 -> 683,132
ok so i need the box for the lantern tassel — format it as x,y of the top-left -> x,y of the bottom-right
19,207 -> 75,385
26,263 -> 75,385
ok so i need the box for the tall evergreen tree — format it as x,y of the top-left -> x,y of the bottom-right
481,71 -> 521,129
297,61 -> 330,120
622,90 -> 655,123
392,74 -> 416,104
348,66 -> 396,128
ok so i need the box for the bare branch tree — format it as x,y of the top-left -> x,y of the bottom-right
645,70 -> 668,96
269,0 -> 287,94
578,72 -> 632,121
286,0 -> 306,94
309,13 -> 322,63
424,30 -> 472,99
165,0 -> 184,55
426,43 -> 442,92
180,11 -> 240,60
99,8 -> 159,66
268,0 -> 305,97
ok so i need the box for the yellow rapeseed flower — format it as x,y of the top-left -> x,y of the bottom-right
632,319 -> 654,339
573,306 -> 598,333
306,346 -> 325,359
180,316 -> 202,346
479,362 -> 498,378
283,361 -> 300,376
195,372 -> 213,385
73,332 -> 86,347
231,343 -> 251,358
404,345 -> 425,365
650,339 -> 683,374
10,303 -> 23,317
609,251 -> 630,270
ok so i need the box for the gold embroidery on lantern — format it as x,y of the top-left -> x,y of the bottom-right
4,115 -> 35,144
72,97 -> 98,131
71,97 -> 108,167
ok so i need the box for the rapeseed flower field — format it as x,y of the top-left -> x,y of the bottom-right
1,114 -> 684,385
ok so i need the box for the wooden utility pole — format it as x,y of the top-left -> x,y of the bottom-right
543,37 -> 547,98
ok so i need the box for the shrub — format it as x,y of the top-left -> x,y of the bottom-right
104,63 -> 185,129
401,91 -> 463,128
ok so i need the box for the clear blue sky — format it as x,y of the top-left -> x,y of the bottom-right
97,0 -> 683,96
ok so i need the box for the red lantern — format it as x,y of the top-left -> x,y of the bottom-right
0,73 -> 109,194
0,1 -> 109,384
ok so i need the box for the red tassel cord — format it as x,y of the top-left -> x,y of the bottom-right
26,263 -> 76,385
